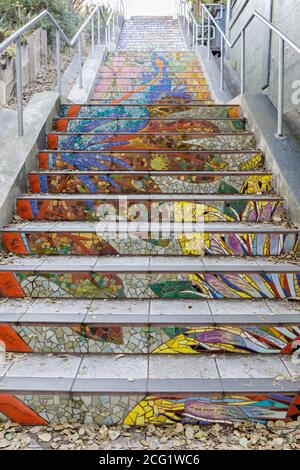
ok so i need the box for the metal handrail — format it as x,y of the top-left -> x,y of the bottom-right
178,0 -> 199,51
0,0 -> 125,136
177,1 -> 218,51
105,0 -> 125,46
202,4 -> 300,137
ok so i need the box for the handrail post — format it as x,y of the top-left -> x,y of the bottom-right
56,30 -> 62,95
207,15 -> 211,60
220,35 -> 224,90
195,23 -> 198,50
112,12 -> 115,40
202,6 -> 205,46
97,8 -> 101,45
240,28 -> 245,94
192,20 -> 195,50
91,15 -> 95,57
277,37 -> 285,137
15,37 -> 24,137
78,34 -> 83,89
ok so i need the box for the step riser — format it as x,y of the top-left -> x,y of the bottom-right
1,324 -> 299,354
0,269 -> 298,299
47,134 -> 256,152
0,392 -> 298,426
3,231 -> 297,256
53,119 -> 246,134
90,92 -> 212,101
100,66 -> 203,73
96,78 -> 208,86
93,85 -> 211,94
98,73 -> 206,79
60,104 -> 241,120
16,199 -> 284,223
38,152 -> 264,172
107,52 -> 195,56
28,173 -> 271,195
101,63 -> 202,68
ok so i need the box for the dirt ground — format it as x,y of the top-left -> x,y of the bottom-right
0,419 -> 300,450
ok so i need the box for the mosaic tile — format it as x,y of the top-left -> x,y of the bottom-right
28,173 -> 271,195
38,151 -> 263,172
0,269 -> 300,300
47,133 -> 256,152
149,326 -> 300,354
60,104 -> 241,120
53,118 -> 246,135
16,198 -> 285,223
0,393 -> 299,426
3,227 -> 297,257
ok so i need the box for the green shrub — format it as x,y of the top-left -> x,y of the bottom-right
0,0 -> 80,44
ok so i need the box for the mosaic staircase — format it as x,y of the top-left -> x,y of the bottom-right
0,16 -> 299,427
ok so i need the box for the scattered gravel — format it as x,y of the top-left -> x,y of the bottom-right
1,419 -> 300,450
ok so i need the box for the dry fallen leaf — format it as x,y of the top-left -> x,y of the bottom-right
38,432 -> 52,442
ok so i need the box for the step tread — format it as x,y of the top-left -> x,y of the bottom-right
2,222 -> 296,233
0,353 -> 299,393
0,256 -> 299,272
1,298 -> 300,325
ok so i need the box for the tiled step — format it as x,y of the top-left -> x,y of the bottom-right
0,256 -> 299,299
47,132 -> 256,152
0,353 -> 299,425
60,104 -> 241,120
96,77 -> 208,85
97,72 -> 207,79
38,150 -> 264,172
89,99 -> 214,105
28,170 -> 271,195
93,84 -> 211,94
99,65 -> 203,73
53,118 -> 246,134
106,51 -> 199,58
102,59 -> 200,67
15,194 -> 284,222
0,299 -> 300,354
89,92 -> 212,101
2,222 -> 297,256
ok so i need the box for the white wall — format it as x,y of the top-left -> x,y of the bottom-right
230,0 -> 300,114
126,0 -> 176,18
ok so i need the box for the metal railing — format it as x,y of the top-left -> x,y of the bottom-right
178,1 -> 300,138
177,0 -> 199,50
0,0 -> 126,136
202,4 -> 300,137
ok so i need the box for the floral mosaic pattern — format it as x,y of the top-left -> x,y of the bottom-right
38,151 -> 263,173
149,326 -> 300,354
16,198 -> 285,223
28,173 -> 272,195
47,133 -> 256,153
1,324 -> 299,355
0,393 -> 299,426
60,104 -> 241,120
90,52 -> 212,103
53,118 -> 246,135
0,270 -> 300,299
3,229 -> 297,257
124,394 -> 300,425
